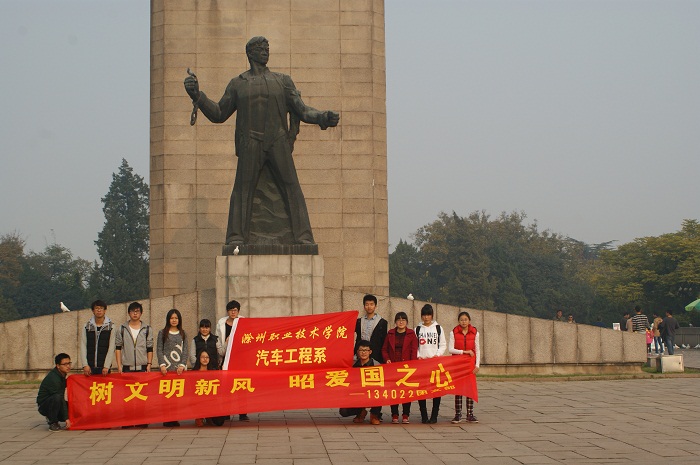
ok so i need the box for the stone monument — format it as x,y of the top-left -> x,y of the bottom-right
150,1 -> 389,303
184,36 -> 339,255
184,36 -> 338,316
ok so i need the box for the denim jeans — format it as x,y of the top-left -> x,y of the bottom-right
654,336 -> 664,353
664,336 -> 675,355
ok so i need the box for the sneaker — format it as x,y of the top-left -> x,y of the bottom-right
239,414 -> 250,422
353,409 -> 367,424
466,414 -> 479,423
369,414 -> 381,425
402,414 -> 410,424
391,414 -> 399,424
451,415 -> 461,424
48,422 -> 61,432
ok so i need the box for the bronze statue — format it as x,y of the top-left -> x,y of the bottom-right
184,37 -> 339,254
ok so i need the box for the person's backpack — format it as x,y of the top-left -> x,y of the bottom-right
415,324 -> 441,345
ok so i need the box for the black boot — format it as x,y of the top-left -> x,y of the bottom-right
429,397 -> 441,423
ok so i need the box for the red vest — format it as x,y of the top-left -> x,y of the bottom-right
452,325 -> 477,352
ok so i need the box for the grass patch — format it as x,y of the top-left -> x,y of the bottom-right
0,380 -> 40,386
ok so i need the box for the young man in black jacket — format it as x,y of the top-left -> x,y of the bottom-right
37,353 -> 71,431
354,294 -> 388,363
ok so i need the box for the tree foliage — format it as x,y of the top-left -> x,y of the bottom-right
0,159 -> 150,322
389,212 -> 700,326
0,234 -> 93,321
594,219 -> 700,325
92,159 -> 149,303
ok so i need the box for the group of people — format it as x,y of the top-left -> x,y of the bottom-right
553,310 -> 577,323
619,306 -> 681,355
555,306 -> 683,355
37,295 -> 481,431
348,295 -> 480,425
37,299 -> 246,431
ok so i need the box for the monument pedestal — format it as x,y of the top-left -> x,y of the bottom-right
215,255 -> 325,318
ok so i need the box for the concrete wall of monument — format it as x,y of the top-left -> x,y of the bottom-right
150,0 -> 389,299
0,289 -> 646,380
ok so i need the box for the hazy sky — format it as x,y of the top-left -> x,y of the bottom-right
1,1 -> 698,262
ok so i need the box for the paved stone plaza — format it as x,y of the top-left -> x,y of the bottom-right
2,374 -> 699,465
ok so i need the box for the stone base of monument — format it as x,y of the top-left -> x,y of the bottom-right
222,243 -> 318,255
215,255 -> 324,318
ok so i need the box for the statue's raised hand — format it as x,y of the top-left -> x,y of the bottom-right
184,70 -> 200,101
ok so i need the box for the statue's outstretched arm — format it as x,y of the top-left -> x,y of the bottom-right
285,76 -> 339,130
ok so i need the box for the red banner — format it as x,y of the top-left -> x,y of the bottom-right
223,311 -> 357,371
67,311 -> 477,430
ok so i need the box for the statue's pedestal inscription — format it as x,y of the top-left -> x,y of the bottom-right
215,255 -> 325,319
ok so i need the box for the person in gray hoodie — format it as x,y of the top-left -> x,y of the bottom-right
114,301 -> 153,428
115,302 -> 154,373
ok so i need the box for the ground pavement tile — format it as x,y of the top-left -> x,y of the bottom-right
4,378 -> 700,464
512,456 -> 561,464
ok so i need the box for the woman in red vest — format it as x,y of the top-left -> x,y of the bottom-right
448,311 -> 480,423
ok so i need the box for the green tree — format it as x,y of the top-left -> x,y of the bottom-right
389,210 -> 617,323
0,233 -> 24,322
414,212 -> 495,309
594,219 -> 700,319
92,159 -> 149,303
14,243 -> 93,317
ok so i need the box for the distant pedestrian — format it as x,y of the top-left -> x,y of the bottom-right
645,329 -> 653,354
619,312 -> 633,332
567,314 -> 575,323
652,313 -> 664,354
659,310 -> 680,355
631,306 -> 650,333
553,310 -> 564,322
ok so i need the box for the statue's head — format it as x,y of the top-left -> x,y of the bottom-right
246,36 -> 269,66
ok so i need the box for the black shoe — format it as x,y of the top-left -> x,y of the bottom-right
239,414 -> 250,422
163,421 -> 180,427
48,422 -> 61,432
428,417 -> 438,424
421,416 -> 429,424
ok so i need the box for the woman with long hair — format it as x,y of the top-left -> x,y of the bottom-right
156,308 -> 188,427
